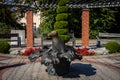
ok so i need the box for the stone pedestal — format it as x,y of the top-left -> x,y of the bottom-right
81,9 -> 90,47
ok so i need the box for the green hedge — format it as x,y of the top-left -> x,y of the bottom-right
56,13 -> 68,21
0,41 -> 10,53
57,29 -> 68,35
105,42 -> 120,53
56,6 -> 68,13
54,21 -> 68,29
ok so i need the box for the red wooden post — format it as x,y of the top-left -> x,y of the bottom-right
26,10 -> 34,47
81,9 -> 90,48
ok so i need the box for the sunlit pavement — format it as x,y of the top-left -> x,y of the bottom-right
0,53 -> 120,80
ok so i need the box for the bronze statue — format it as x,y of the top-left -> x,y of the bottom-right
28,30 -> 82,76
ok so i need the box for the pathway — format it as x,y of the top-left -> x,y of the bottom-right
0,53 -> 120,80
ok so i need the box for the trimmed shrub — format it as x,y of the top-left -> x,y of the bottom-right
58,0 -> 69,6
0,41 -> 10,53
59,35 -> 70,43
57,29 -> 68,35
56,6 -> 68,13
54,21 -> 68,29
56,13 -> 68,21
105,42 -> 120,53
54,0 -> 70,43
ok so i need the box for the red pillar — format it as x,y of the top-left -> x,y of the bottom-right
82,9 -> 90,48
26,10 -> 34,47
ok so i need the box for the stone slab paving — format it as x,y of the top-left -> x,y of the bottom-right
0,53 -> 120,80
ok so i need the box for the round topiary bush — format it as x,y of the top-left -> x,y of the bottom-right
58,0 -> 69,6
54,21 -> 68,29
56,13 -> 68,21
105,42 -> 120,53
0,41 -> 10,53
57,29 -> 68,35
59,35 -> 70,43
56,6 -> 68,13
54,0 -> 70,43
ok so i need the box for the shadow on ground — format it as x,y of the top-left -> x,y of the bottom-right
0,56 -> 12,61
62,63 -> 96,78
0,63 -> 26,70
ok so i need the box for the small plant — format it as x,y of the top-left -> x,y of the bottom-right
21,47 -> 41,56
105,42 -> 120,53
75,48 -> 95,56
0,41 -> 10,53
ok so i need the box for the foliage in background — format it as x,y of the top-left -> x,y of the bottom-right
0,7 -> 22,26
37,0 -> 81,38
105,42 -> 120,53
0,5 -> 25,33
0,22 -> 10,34
90,8 -> 119,39
38,9 -> 56,35
0,42 -> 10,53
1,0 -> 120,39
68,8 -> 81,38
24,0 -> 120,39
54,0 -> 70,42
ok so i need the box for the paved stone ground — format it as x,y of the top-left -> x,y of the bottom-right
0,53 -> 120,80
